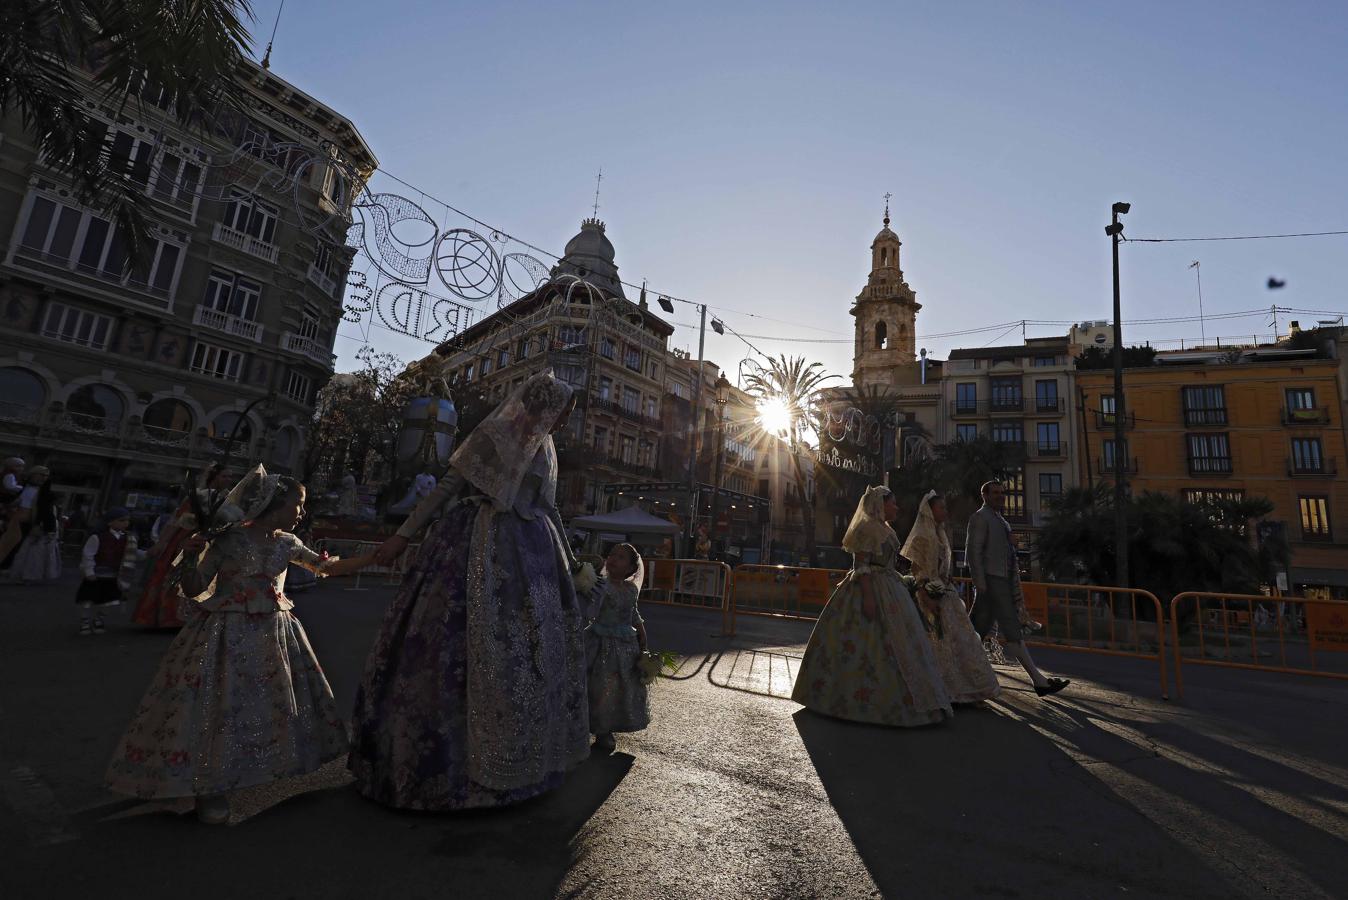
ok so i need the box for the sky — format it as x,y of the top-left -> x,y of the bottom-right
248,0 -> 1348,380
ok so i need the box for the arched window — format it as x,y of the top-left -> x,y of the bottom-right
209,411 -> 253,451
0,367 -> 46,419
271,426 -> 296,470
67,383 -> 124,431
875,321 -> 888,350
142,398 -> 194,436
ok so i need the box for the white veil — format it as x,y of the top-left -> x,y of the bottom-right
842,484 -> 897,555
900,489 -> 951,581
449,372 -> 574,509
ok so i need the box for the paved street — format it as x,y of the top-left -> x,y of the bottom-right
2,573 -> 1346,899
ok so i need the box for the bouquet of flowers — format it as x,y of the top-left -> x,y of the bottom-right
899,576 -> 944,639
636,649 -> 679,684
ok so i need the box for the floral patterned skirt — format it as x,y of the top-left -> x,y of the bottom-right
106,607 -> 347,799
928,589 -> 1001,703
585,631 -> 651,735
348,502 -> 589,811
131,531 -> 188,628
791,570 -> 953,727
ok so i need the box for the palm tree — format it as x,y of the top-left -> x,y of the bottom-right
1,1 -> 255,261
741,355 -> 838,565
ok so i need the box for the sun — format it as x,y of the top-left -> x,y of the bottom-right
756,396 -> 794,435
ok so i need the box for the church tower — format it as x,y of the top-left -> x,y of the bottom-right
851,201 -> 920,388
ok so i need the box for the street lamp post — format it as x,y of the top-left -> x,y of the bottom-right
707,373 -> 730,560
1105,201 -> 1131,588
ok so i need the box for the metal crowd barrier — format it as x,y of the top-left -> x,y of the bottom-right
313,538 -> 419,590
641,559 -> 735,628
1169,591 -> 1348,700
726,564 -> 848,636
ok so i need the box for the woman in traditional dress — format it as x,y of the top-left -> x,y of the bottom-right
5,466 -> 60,584
350,372 -> 591,810
791,485 -> 952,727
130,464 -> 233,628
106,466 -> 371,824
901,491 -> 1000,703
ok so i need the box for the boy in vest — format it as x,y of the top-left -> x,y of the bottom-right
77,507 -> 139,635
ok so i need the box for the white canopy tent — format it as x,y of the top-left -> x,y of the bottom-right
569,506 -> 679,549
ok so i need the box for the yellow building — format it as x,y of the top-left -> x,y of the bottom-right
1076,346 -> 1348,598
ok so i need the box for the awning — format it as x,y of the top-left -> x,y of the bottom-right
1290,567 -> 1348,588
570,505 -> 680,535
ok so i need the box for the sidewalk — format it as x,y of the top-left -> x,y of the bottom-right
1,577 -> 1345,899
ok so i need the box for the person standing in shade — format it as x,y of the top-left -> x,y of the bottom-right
965,481 -> 1068,698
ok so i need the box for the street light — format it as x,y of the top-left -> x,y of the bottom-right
1107,200 -> 1130,588
707,372 -> 731,560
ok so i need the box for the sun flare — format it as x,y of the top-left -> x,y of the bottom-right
756,397 -> 794,435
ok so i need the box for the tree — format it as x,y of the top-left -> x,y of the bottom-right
304,348 -> 414,489
1,1 -> 255,261
1074,345 -> 1158,369
741,355 -> 838,565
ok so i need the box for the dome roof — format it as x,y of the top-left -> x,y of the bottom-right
871,225 -> 901,246
550,218 -> 626,298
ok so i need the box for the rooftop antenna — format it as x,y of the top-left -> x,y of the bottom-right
591,168 -> 603,219
260,0 -> 286,70
1188,260 -> 1206,344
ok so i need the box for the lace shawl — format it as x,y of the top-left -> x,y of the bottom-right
900,489 -> 952,583
842,484 -> 899,557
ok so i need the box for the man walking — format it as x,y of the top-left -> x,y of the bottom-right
965,481 -> 1068,697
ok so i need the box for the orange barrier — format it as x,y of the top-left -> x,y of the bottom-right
1169,592 -> 1348,700
642,559 -> 735,627
726,564 -> 847,636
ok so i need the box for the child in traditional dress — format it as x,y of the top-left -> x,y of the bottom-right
585,543 -> 651,754
7,466 -> 60,584
106,466 -> 373,824
77,507 -> 140,635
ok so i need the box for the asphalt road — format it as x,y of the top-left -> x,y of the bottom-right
2,573 -> 1346,899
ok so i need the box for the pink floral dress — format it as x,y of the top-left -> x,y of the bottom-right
106,529 -> 347,799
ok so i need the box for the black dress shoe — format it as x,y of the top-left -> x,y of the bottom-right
1035,677 -> 1069,697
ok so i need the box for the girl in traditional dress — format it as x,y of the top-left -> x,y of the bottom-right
130,464 -> 233,628
106,466 -> 372,824
792,485 -> 952,727
586,543 -> 651,754
6,466 -> 60,584
901,491 -> 1000,704
350,372 -> 591,810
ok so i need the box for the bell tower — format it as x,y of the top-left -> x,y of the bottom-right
851,198 -> 920,388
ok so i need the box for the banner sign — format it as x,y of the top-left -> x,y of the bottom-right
1306,602 -> 1348,653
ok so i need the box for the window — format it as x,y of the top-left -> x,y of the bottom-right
622,387 -> 640,414
204,269 -> 263,320
593,426 -> 608,454
67,383 -> 124,431
648,362 -> 659,380
956,424 -> 978,442
1003,469 -> 1026,520
555,364 -> 586,389
1100,395 -> 1116,414
1182,385 -> 1228,426
620,435 -> 636,464
1034,379 -> 1059,412
1036,422 -> 1060,455
598,376 -> 613,402
222,189 -> 278,244
0,368 -> 46,419
1183,488 -> 1245,505
517,337 -> 530,360
497,348 -> 510,369
1039,473 -> 1063,502
190,342 -> 244,380
42,303 -> 113,350
19,195 -> 181,296
875,321 -> 888,350
1286,388 -> 1315,411
991,377 -> 1023,410
955,383 -> 977,413
1291,438 -> 1324,473
624,345 -> 642,372
209,411 -> 253,450
272,427 -> 297,468
106,129 -> 154,186
1033,355 -> 1058,367
285,371 -> 312,404
479,355 -> 492,376
645,398 -> 658,420
600,337 -> 616,360
298,309 -> 321,342
991,421 -> 1023,444
464,363 -> 474,382
142,399 -> 194,435
151,150 -> 203,208
670,381 -> 687,400
1103,438 -> 1129,472
1299,496 -> 1331,540
1187,433 -> 1232,474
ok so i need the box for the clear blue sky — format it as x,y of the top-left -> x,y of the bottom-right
250,0 -> 1348,379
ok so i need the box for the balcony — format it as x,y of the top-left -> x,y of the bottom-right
1183,408 -> 1228,427
1186,457 -> 1233,476
605,456 -> 660,479
1033,397 -> 1066,415
949,398 -> 1025,416
282,332 -> 335,367
212,222 -> 279,264
1031,442 -> 1064,459
1093,410 -> 1135,430
1287,456 -> 1338,477
307,264 -> 338,297
989,396 -> 1024,414
193,306 -> 263,342
1282,407 -> 1330,427
589,396 -> 661,428
1098,456 -> 1138,475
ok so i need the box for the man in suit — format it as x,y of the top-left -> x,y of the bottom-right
966,480 -> 1069,697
